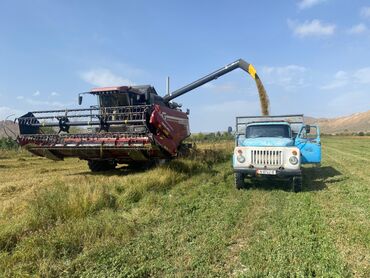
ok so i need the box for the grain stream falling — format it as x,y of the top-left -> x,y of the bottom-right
255,74 -> 269,116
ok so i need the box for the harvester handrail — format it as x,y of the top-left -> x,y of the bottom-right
17,105 -> 152,130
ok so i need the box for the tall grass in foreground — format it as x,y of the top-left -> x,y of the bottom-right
0,145 -> 232,276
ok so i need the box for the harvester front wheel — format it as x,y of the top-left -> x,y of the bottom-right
177,143 -> 192,158
88,160 -> 116,172
235,172 -> 245,190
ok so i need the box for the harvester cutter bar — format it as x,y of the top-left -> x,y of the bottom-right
17,132 -> 153,148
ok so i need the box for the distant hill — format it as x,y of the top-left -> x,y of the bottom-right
305,110 -> 370,134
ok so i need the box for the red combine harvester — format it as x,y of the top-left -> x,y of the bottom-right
16,59 -> 268,171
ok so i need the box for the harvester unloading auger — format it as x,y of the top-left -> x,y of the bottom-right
16,59 -> 269,171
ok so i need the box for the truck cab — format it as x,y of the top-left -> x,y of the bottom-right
232,115 -> 321,192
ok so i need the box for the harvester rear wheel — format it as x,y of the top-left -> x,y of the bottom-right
127,161 -> 151,170
235,172 -> 245,189
88,160 -> 116,172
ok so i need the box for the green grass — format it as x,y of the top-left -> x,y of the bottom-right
0,137 -> 369,277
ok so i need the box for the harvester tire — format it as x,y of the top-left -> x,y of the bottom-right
177,143 -> 192,157
88,160 -> 116,172
235,172 -> 245,189
127,161 -> 151,170
292,176 -> 302,192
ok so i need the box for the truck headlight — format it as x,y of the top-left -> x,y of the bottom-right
289,156 -> 299,165
237,155 -> 246,163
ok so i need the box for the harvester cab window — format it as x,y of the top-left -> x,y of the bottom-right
132,93 -> 147,105
99,94 -> 130,107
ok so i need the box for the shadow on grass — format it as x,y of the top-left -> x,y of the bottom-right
68,165 -> 148,177
242,166 -> 343,192
68,159 -> 219,177
302,166 -> 344,192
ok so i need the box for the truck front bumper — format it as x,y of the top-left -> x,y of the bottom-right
234,168 -> 301,177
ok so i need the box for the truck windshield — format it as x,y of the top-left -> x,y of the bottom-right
246,124 -> 290,138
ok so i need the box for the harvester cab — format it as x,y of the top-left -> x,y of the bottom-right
78,85 -> 162,108
16,59 -> 269,172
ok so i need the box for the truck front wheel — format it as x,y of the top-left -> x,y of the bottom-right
235,172 -> 245,189
292,176 -> 302,192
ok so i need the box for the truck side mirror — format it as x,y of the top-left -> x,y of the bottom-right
186,109 -> 190,115
305,125 -> 311,134
78,95 -> 83,105
228,126 -> 232,133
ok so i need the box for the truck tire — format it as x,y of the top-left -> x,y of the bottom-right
292,176 -> 302,192
88,160 -> 116,172
235,172 -> 245,189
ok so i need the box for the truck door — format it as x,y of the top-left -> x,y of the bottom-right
295,125 -> 321,164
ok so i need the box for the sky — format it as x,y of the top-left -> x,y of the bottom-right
0,0 -> 370,132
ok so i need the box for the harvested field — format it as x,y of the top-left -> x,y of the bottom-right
0,137 -> 369,277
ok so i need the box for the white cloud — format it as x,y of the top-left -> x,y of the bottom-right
204,100 -> 260,114
33,90 -> 40,96
80,69 -> 134,87
354,67 -> 370,84
15,96 -> 72,109
261,65 -> 307,90
191,100 -> 260,132
360,6 -> 370,18
24,98 -> 70,108
203,82 -> 238,93
51,92 -> 59,96
328,91 -> 370,115
321,67 -> 370,90
321,71 -> 349,90
347,23 -> 367,34
298,0 -> 325,10
288,19 -> 336,37
0,106 -> 23,120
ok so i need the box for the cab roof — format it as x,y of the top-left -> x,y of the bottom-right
88,85 -> 158,96
247,121 -> 291,126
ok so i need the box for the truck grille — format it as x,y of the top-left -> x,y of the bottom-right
251,150 -> 283,166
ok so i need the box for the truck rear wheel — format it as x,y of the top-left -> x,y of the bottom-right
88,160 -> 116,172
292,176 -> 302,192
235,172 -> 245,189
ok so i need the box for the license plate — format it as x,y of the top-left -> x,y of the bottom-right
256,169 -> 276,175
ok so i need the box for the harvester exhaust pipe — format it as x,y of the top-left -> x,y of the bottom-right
163,59 -> 270,116
166,76 -> 170,96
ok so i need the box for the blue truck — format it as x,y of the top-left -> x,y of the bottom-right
232,115 -> 321,192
